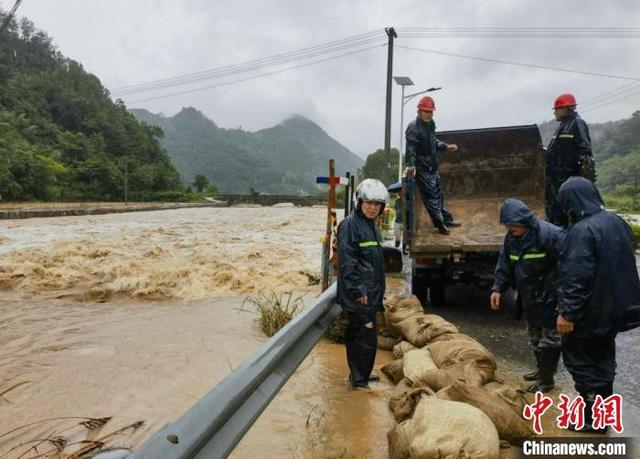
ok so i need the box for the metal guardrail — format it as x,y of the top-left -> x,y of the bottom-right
96,284 -> 340,459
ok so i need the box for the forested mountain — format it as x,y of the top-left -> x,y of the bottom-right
0,13 -> 181,201
130,108 -> 363,194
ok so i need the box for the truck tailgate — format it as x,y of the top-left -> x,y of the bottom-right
409,124 -> 545,254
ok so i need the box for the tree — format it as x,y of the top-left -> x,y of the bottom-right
0,15 -> 183,202
360,148 -> 400,185
192,174 -> 209,192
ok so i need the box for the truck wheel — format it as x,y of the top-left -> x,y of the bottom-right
429,279 -> 446,307
411,267 -> 430,310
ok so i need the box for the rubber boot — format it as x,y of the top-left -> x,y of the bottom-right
526,348 -> 560,393
568,389 -> 610,434
523,350 -> 541,381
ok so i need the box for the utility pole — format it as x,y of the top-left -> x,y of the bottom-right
0,0 -> 24,33
124,162 -> 128,205
384,27 -> 397,186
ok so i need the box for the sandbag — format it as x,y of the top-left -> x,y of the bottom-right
416,360 -> 484,391
384,295 -> 424,334
402,348 -> 438,384
381,359 -> 405,384
393,341 -> 417,359
389,387 -> 434,422
430,332 -> 478,344
428,335 -> 497,382
388,396 -> 500,459
438,381 -> 533,444
483,381 -> 528,417
396,314 -> 459,347
391,377 -> 415,397
378,335 -> 402,351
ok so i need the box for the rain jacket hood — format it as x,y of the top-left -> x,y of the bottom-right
499,198 -> 537,228
559,176 -> 604,222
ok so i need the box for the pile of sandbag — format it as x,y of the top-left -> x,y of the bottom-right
379,295 -> 533,458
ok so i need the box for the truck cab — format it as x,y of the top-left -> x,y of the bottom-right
404,124 -> 545,307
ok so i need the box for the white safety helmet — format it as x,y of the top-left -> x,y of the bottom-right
354,178 -> 389,213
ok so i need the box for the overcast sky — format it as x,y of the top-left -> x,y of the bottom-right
5,0 -> 640,157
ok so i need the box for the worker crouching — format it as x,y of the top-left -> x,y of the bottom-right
337,179 -> 388,390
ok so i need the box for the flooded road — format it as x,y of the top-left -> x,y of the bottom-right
0,207 -> 396,458
0,296 -> 395,458
1,208 -> 638,458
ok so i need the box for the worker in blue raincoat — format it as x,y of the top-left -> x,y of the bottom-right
557,176 -> 640,432
545,93 -> 595,227
490,198 -> 565,392
404,96 -> 460,235
337,178 -> 388,390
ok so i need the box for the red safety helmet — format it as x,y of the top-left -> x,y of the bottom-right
417,96 -> 436,112
553,93 -> 577,110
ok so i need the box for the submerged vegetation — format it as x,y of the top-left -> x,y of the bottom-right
243,291 -> 304,337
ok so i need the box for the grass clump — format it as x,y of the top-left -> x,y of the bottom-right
243,291 -> 304,337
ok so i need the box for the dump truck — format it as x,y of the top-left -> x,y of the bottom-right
403,124 -> 545,306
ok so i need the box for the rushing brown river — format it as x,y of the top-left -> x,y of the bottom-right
0,207 -> 395,458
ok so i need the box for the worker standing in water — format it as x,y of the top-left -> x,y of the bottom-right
545,93 -> 595,227
337,178 -> 388,390
404,96 -> 460,235
490,198 -> 565,393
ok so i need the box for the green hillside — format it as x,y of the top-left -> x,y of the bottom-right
0,13 -> 182,202
130,108 -> 364,195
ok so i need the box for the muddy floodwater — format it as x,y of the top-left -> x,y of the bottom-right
1,207 -> 638,458
0,207 -> 395,458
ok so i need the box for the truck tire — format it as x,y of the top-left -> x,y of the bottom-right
411,266 -> 430,310
429,277 -> 446,307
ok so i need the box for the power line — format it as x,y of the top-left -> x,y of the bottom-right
127,43 -> 386,104
581,82 -> 640,108
112,30 -> 385,96
581,87 -> 640,113
397,27 -> 640,38
396,44 -> 640,82
114,37 -> 383,96
0,0 -> 24,32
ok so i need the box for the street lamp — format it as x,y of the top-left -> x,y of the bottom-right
394,78 -> 442,181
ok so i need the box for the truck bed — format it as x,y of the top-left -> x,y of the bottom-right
412,196 -> 545,253
409,124 -> 545,255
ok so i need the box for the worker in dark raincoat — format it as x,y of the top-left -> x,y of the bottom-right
337,178 -> 388,390
557,176 -> 640,432
490,198 -> 565,392
545,93 -> 595,227
405,96 -> 460,235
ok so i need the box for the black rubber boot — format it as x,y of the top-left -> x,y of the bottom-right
445,220 -> 462,227
526,348 -> 560,393
523,350 -> 542,381
567,390 -> 610,434
436,224 -> 450,235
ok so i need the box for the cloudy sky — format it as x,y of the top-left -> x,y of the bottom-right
5,0 -> 640,157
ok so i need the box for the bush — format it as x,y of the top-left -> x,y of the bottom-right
630,223 -> 640,249
243,291 -> 303,337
